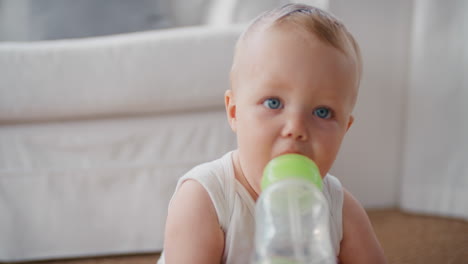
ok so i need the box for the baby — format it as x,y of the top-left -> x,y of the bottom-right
159,3 -> 386,264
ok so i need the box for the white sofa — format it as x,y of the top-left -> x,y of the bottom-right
0,25 -> 243,262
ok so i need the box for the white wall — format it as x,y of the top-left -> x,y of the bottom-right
329,0 -> 413,208
401,0 -> 468,219
0,0 -> 30,41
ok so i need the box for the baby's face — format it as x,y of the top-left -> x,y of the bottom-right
226,25 -> 358,195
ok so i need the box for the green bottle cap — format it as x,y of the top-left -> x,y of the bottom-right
261,154 -> 322,191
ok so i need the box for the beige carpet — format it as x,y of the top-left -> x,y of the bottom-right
6,209 -> 468,264
368,209 -> 468,264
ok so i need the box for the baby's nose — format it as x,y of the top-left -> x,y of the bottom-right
285,131 -> 307,141
282,118 -> 308,141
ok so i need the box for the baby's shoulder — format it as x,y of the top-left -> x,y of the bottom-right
163,172 -> 225,263
181,152 -> 234,186
339,189 -> 387,262
341,188 -> 370,231
172,153 -> 235,229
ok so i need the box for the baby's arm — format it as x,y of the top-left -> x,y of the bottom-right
163,179 -> 224,264
338,188 -> 387,264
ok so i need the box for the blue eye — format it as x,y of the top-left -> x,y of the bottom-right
314,107 -> 332,119
263,98 -> 282,109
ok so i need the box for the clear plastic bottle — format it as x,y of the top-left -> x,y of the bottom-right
253,154 -> 335,264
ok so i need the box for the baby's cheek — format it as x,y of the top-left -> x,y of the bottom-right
313,142 -> 340,177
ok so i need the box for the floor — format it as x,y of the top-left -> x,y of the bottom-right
5,209 -> 468,264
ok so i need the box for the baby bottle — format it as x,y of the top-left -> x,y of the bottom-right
253,154 -> 334,264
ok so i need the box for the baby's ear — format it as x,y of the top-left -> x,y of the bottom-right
346,115 -> 354,132
224,90 -> 237,132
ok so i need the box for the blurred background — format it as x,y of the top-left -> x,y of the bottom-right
0,0 -> 467,263
0,0 -> 328,41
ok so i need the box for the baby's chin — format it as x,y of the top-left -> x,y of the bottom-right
319,167 -> 331,179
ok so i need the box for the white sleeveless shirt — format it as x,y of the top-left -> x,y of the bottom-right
158,151 -> 344,264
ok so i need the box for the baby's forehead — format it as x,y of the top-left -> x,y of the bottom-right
242,23 -> 323,54
234,24 -> 359,87
234,24 -> 355,78
232,25 -> 359,108
233,7 -> 362,81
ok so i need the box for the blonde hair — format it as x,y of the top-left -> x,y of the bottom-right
232,3 -> 362,87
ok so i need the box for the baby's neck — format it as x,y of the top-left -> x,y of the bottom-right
232,150 -> 259,201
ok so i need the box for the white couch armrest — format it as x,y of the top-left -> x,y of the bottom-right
0,25 -> 244,123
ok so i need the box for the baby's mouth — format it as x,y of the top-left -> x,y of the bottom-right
275,149 -> 304,158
